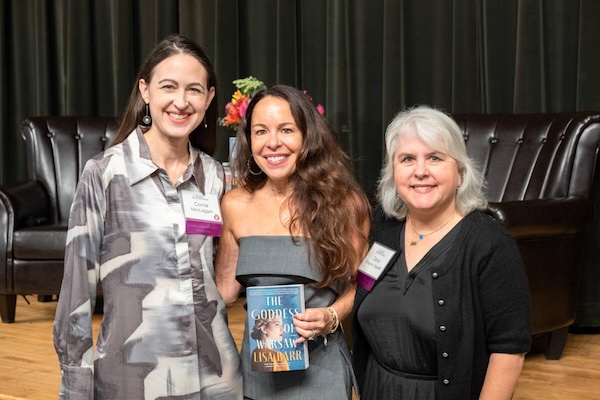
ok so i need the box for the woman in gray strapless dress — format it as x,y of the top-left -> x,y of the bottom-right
215,85 -> 371,399
236,236 -> 354,399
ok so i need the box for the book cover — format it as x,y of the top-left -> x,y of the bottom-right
246,284 -> 309,372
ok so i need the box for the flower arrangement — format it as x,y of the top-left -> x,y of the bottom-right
220,76 -> 266,129
220,76 -> 325,131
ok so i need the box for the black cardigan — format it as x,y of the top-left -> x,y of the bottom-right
352,210 -> 531,400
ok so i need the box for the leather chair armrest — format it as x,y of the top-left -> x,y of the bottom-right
0,180 -> 50,231
486,197 -> 594,240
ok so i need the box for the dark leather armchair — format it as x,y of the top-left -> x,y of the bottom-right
454,112 -> 600,359
0,116 -> 117,322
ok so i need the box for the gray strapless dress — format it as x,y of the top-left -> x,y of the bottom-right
236,236 -> 354,400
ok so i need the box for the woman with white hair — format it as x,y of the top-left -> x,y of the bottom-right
352,105 -> 530,399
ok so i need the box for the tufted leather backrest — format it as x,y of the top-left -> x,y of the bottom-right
454,112 -> 600,202
20,116 -> 118,225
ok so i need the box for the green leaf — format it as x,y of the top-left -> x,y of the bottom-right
233,76 -> 267,96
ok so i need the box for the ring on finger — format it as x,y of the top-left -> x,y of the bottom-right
308,329 -> 316,340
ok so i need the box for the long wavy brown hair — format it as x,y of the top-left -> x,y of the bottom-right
232,85 -> 371,288
112,34 -> 218,155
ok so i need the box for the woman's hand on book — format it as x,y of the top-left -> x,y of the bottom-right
292,307 -> 333,344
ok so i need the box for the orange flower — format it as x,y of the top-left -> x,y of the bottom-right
222,91 -> 251,127
220,77 -> 325,130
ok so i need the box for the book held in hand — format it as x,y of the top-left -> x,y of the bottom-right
246,284 -> 309,372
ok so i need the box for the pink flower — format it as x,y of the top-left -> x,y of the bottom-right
238,102 -> 249,118
221,78 -> 326,129
302,90 -> 325,115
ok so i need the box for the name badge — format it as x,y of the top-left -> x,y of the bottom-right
356,242 -> 396,291
181,190 -> 223,236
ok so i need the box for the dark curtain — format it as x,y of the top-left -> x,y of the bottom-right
2,0 -> 600,323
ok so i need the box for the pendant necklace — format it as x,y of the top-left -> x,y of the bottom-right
279,208 -> 291,226
267,182 -> 293,226
409,214 -> 455,246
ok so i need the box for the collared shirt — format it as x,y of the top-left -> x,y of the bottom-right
53,128 -> 242,400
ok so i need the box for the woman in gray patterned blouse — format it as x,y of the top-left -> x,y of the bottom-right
53,34 -> 243,399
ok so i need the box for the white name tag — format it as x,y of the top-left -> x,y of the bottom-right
356,242 -> 396,291
181,190 -> 223,236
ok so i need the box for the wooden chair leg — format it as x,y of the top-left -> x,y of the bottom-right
0,294 -> 17,323
545,326 -> 569,360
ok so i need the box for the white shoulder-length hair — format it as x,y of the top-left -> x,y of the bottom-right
378,105 -> 488,220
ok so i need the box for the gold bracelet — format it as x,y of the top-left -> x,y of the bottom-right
326,306 -> 339,334
321,307 -> 340,346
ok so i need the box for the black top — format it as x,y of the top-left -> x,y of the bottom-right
352,210 -> 531,400
356,223 -> 459,399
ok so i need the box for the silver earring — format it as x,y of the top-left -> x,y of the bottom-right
203,117 -> 207,129
142,103 -> 152,126
246,158 -> 263,176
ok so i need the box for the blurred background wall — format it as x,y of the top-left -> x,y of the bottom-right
2,0 -> 600,189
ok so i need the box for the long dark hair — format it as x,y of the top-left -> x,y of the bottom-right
233,85 -> 370,288
113,34 -> 218,155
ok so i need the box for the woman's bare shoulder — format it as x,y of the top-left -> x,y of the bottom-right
221,187 -> 254,214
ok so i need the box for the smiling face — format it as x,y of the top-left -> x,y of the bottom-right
139,53 -> 215,144
250,96 -> 303,186
393,130 -> 462,219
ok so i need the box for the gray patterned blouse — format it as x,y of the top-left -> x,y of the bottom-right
53,128 -> 243,400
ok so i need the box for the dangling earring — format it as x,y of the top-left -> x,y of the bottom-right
203,117 -> 207,129
142,103 -> 152,126
246,157 -> 263,176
